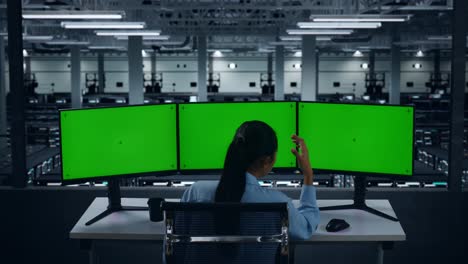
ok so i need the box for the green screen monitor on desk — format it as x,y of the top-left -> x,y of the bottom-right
298,102 -> 414,221
298,102 -> 414,177
60,104 -> 177,225
178,102 -> 297,172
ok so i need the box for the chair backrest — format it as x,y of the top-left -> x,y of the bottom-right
162,202 -> 289,264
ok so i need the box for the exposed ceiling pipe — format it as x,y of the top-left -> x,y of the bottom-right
31,43 -> 70,53
151,36 -> 192,53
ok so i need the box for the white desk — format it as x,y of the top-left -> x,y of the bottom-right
71,198 -> 406,264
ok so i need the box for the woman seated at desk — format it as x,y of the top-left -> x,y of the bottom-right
181,120 -> 320,240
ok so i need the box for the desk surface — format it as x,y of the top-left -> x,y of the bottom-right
70,198 -> 406,242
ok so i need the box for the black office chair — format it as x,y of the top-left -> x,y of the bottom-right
162,202 -> 290,264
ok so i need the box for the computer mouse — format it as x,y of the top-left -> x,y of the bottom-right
326,218 -> 350,232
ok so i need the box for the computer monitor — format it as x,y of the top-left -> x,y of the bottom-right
60,104 -> 177,225
60,104 -> 178,183
298,102 -> 414,221
298,102 -> 413,177
178,102 -> 297,172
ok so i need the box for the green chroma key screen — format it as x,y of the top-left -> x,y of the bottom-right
179,102 -> 297,170
298,102 -> 414,176
60,104 -> 177,181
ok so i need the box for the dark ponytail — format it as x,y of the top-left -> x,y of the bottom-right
212,121 -> 277,259
215,121 -> 278,203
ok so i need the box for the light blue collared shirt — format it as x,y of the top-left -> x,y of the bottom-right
181,173 -> 320,240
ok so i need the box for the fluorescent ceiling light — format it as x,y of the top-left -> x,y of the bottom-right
294,51 -> 302,57
23,35 -> 54,41
88,46 -> 126,50
279,36 -> 331,41
379,6 -> 451,11
297,22 -> 381,29
45,41 -> 90,45
23,11 -> 124,19
427,35 -> 452,41
357,46 -> 390,50
269,41 -> 300,45
61,22 -> 145,29
394,40 -> 451,46
115,35 -> 169,40
0,4 -> 50,9
3,34 -> 54,41
143,41 -> 186,45
287,29 -> 353,35
208,49 -> 232,52
160,46 -> 191,51
310,15 -> 411,22
426,35 -> 468,42
95,30 -> 160,36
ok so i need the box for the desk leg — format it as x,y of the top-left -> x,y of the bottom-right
376,243 -> 384,264
89,242 -> 99,264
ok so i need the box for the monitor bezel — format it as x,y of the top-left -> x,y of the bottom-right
177,101 -> 299,174
59,103 -> 179,185
298,101 -> 415,179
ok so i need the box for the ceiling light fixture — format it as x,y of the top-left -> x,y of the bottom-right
95,30 -> 160,36
212,50 -> 223,57
207,49 -> 232,52
114,35 -> 168,40
45,40 -> 90,45
2,34 -> 54,41
88,46 -> 126,50
297,22 -> 381,29
23,11 -> 125,20
287,29 -> 353,35
310,15 -> 411,22
279,36 -> 332,41
427,35 -> 453,41
61,22 -> 145,29
143,41 -> 186,46
294,51 -> 302,57
416,50 -> 424,57
269,41 -> 300,46
353,50 -> 364,57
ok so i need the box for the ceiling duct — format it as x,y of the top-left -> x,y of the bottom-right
31,43 -> 70,54
42,0 -> 70,6
151,36 -> 192,53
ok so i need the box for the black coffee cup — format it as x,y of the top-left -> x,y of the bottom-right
148,197 -> 165,222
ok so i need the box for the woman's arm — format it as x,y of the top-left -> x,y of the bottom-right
289,134 -> 320,239
291,134 -> 314,186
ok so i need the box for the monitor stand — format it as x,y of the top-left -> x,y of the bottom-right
319,176 -> 398,222
85,179 -> 148,226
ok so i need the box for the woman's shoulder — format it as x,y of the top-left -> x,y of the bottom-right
190,180 -> 219,191
243,184 -> 291,203
182,181 -> 219,202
